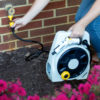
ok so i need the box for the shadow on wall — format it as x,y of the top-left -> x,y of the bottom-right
0,0 -> 26,8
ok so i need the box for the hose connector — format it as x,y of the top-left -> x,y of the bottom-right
8,15 -> 14,27
61,71 -> 70,80
5,4 -> 15,27
8,15 -> 13,21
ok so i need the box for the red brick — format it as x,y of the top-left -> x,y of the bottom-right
29,0 -> 35,3
69,15 -> 75,22
0,10 -> 7,17
44,16 -> 67,26
56,7 -> 78,16
17,37 -> 41,47
43,41 -> 52,47
44,0 -> 65,10
0,42 -> 15,51
31,41 -> 52,49
43,34 -> 55,43
30,27 -> 54,37
68,0 -> 81,6
31,44 -> 42,49
29,0 -> 65,10
15,6 -> 31,15
3,31 -> 28,42
56,23 -> 73,31
0,26 -> 10,34
0,21 -> 41,34
2,10 -> 53,25
34,10 -> 53,20
2,17 -> 11,25
0,0 -> 26,8
19,21 -> 42,31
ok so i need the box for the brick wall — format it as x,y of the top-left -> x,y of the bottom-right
0,0 -> 81,52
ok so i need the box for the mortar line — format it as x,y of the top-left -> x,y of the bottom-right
28,30 -> 30,38
26,0 -> 29,5
65,0 -> 68,7
0,17 -> 1,26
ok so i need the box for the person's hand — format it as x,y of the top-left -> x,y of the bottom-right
12,17 -> 29,30
68,21 -> 86,38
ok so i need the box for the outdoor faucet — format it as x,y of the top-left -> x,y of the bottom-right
5,4 -> 15,27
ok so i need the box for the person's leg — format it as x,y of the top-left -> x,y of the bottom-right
86,16 -> 100,59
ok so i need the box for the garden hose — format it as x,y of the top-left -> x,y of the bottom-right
8,15 -> 49,61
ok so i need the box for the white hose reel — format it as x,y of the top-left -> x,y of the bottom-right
46,31 -> 91,82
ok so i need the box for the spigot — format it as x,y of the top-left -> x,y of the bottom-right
5,4 -> 15,27
5,4 -> 15,15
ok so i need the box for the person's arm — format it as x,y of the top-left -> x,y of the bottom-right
13,0 -> 50,30
69,0 -> 100,38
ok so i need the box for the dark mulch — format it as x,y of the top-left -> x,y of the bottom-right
0,47 -> 65,96
0,46 -> 97,96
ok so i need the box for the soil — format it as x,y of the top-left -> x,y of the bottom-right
0,47 -> 67,96
0,46 -> 97,96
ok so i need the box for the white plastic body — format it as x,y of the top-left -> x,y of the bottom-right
46,31 -> 90,82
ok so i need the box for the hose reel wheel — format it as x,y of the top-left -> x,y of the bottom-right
57,47 -> 89,79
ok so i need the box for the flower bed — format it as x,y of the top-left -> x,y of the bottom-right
0,65 -> 100,100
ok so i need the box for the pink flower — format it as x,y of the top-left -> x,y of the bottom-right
91,68 -> 96,75
11,94 -> 20,100
94,65 -> 100,70
55,94 -> 69,100
0,94 -> 8,100
27,96 -> 34,100
8,81 -> 12,85
0,80 -> 7,93
27,95 -> 40,100
78,84 -> 84,94
94,74 -> 99,85
84,82 -> 91,94
70,95 -> 82,100
8,83 -> 18,93
78,82 -> 91,95
17,87 -> 26,96
51,96 -> 56,100
64,84 -> 71,91
88,74 -> 99,85
72,89 -> 79,96
88,75 -> 94,85
89,93 -> 95,100
32,95 -> 40,100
